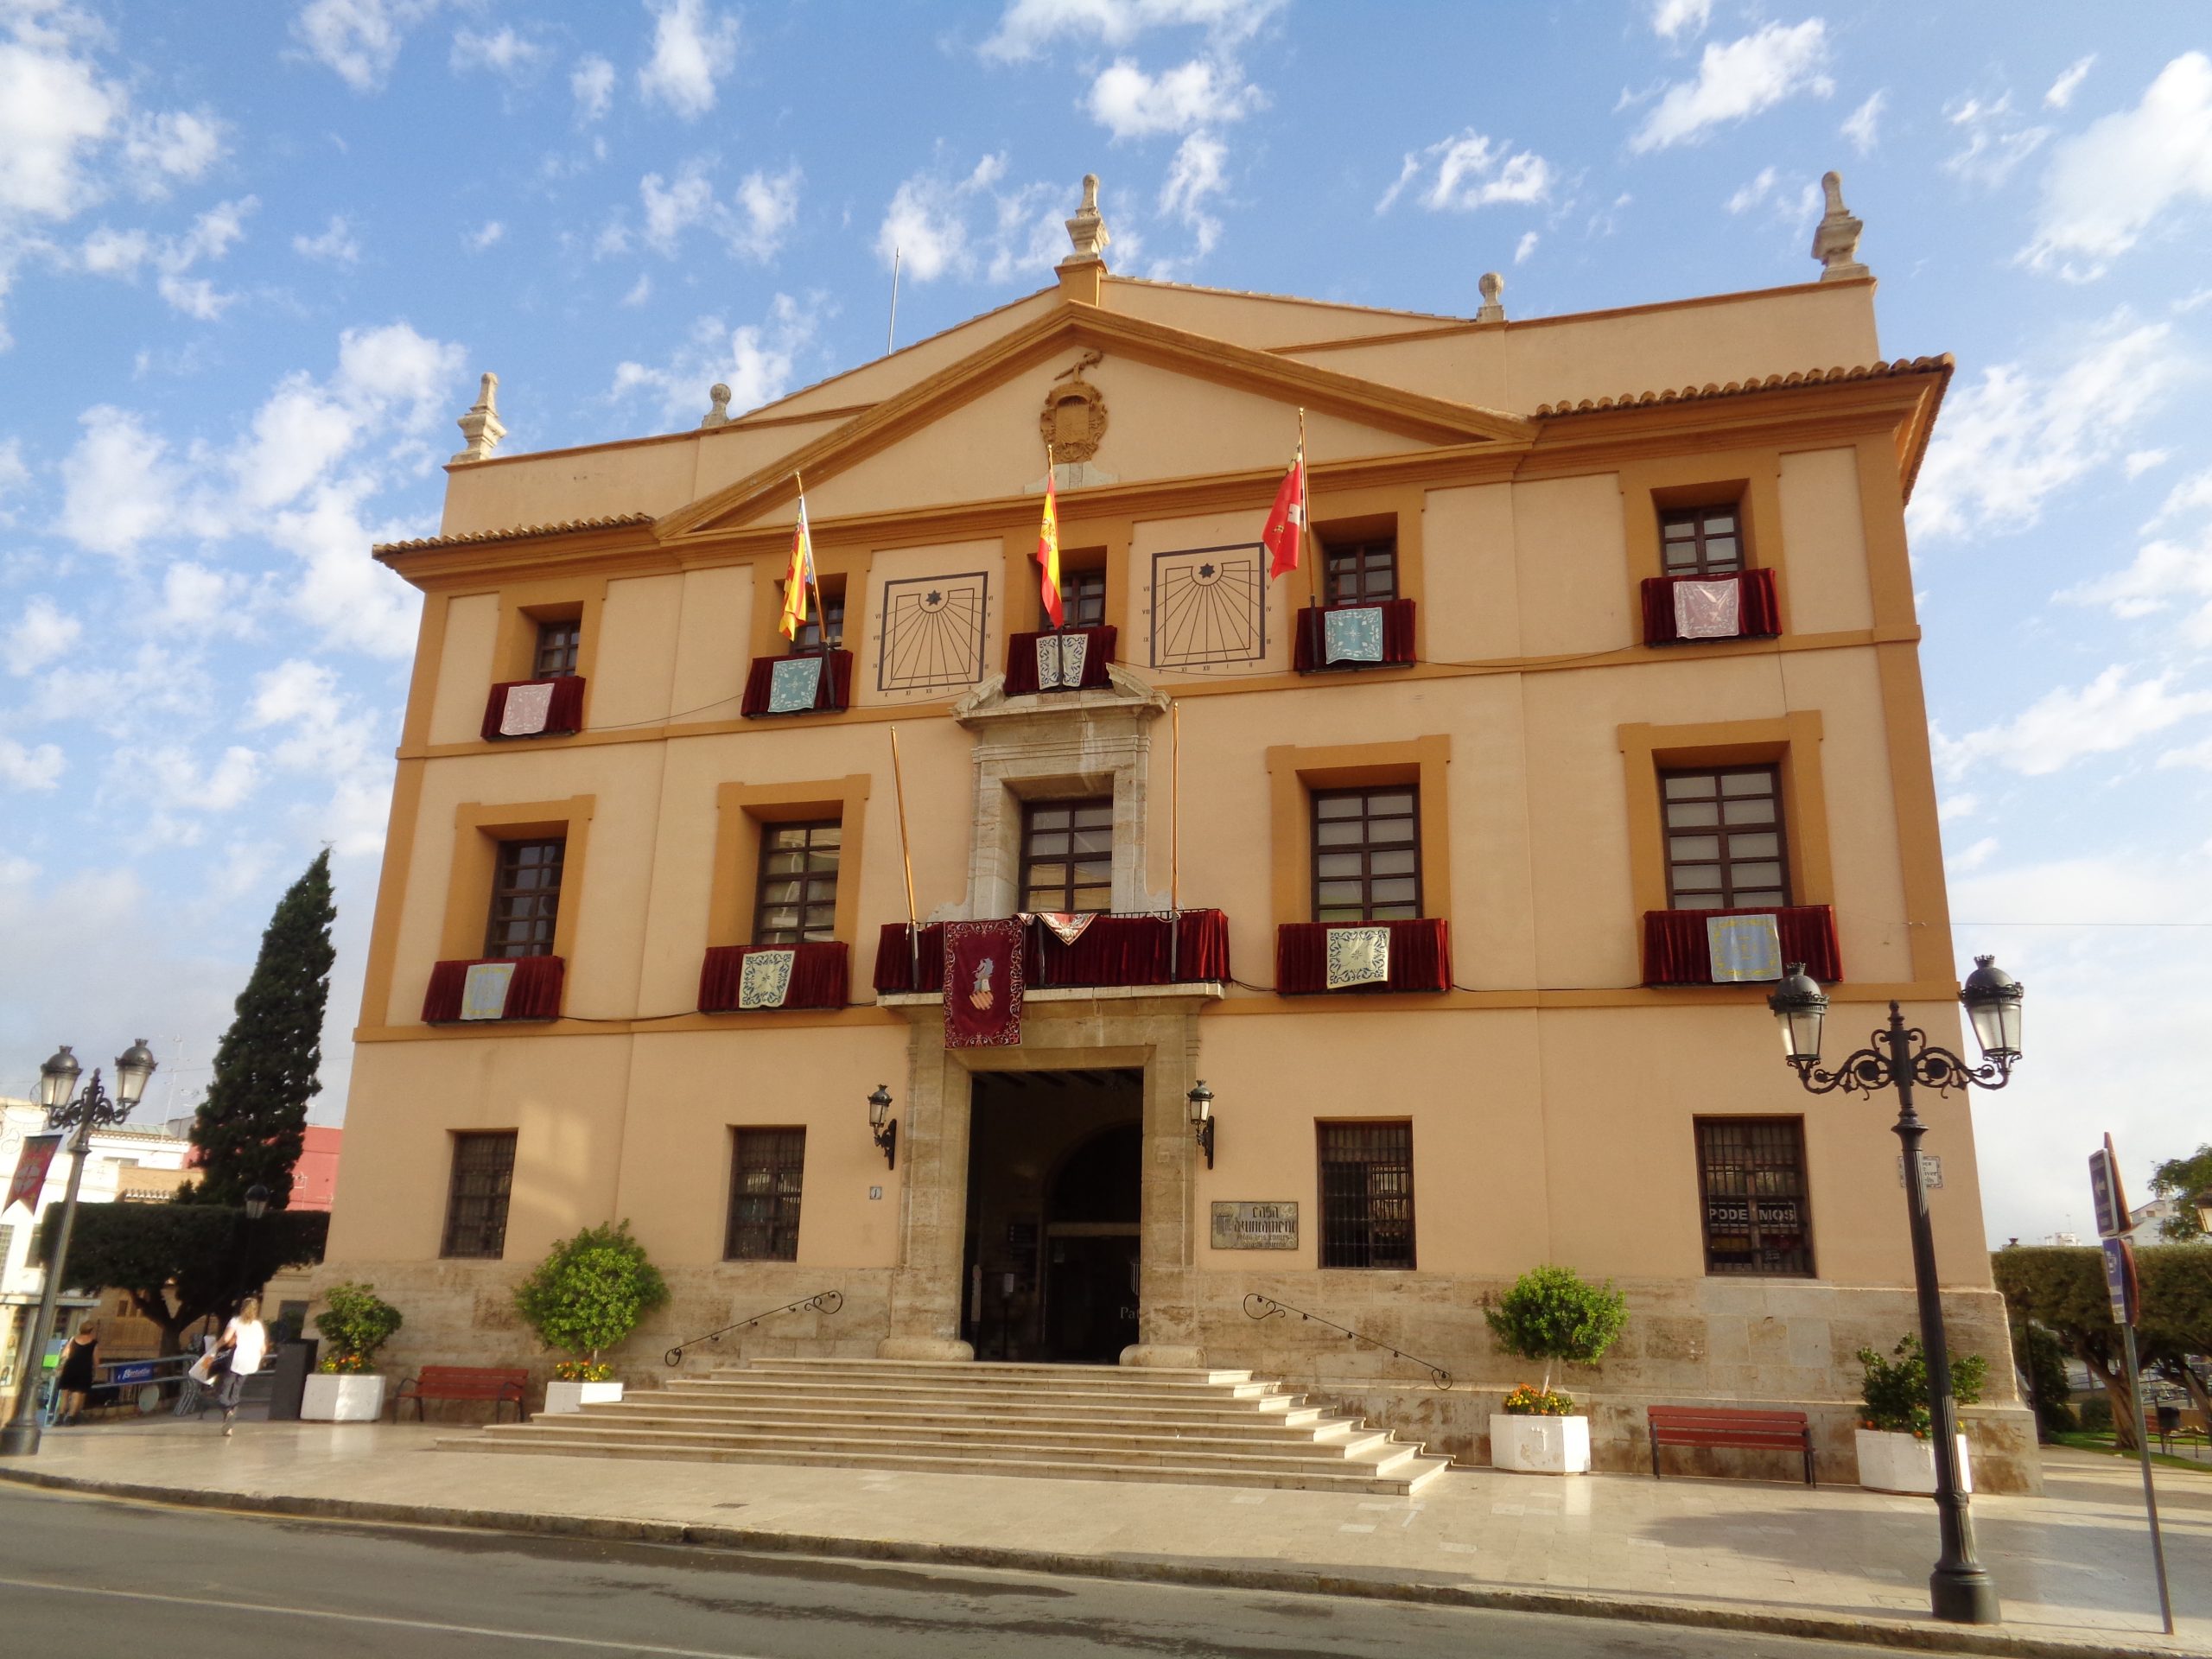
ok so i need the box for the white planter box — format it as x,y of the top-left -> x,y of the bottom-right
1855,1427 -> 1973,1494
543,1380 -> 624,1414
1491,1413 -> 1592,1475
301,1373 -> 386,1422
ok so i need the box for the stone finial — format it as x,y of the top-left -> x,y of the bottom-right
1476,270 -> 1506,322
1062,172 -> 1109,265
1810,170 -> 1869,283
450,372 -> 506,463
700,382 -> 732,429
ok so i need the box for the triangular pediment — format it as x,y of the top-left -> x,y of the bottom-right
657,301 -> 1533,542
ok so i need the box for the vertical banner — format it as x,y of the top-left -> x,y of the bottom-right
6,1131 -> 62,1213
944,918 -> 1025,1049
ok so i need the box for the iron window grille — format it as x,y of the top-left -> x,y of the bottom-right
1312,787 -> 1421,922
484,837 -> 565,958
1317,1121 -> 1416,1268
1021,798 -> 1113,914
534,620 -> 582,677
1660,766 -> 1788,910
442,1131 -> 518,1259
1323,539 -> 1397,605
726,1128 -> 806,1262
1696,1116 -> 1815,1276
753,820 -> 841,944
1659,505 -> 1745,576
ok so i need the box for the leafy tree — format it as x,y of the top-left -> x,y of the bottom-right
2139,1247 -> 2212,1420
2011,1319 -> 2076,1438
513,1222 -> 670,1380
314,1282 -> 403,1374
2148,1144 -> 2212,1243
182,850 -> 335,1211
1857,1335 -> 1986,1437
41,1204 -> 327,1356
1484,1264 -> 1629,1407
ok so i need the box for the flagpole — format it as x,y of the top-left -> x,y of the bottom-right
797,472 -> 831,652
889,725 -> 920,988
1299,407 -> 1316,612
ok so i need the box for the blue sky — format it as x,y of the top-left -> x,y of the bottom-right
2,0 -> 2207,1245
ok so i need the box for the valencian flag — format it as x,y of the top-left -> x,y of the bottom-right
778,479 -> 816,640
1035,448 -> 1064,628
944,918 -> 1025,1049
1261,411 -> 1307,580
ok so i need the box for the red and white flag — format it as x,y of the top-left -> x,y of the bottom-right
1261,416 -> 1306,581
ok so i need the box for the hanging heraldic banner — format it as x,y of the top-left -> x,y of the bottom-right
6,1131 -> 63,1214
944,917 -> 1025,1048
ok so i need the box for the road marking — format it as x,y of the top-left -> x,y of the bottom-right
0,1573 -> 774,1658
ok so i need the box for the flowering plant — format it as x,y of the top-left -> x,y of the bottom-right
1857,1337 -> 1986,1437
312,1282 -> 402,1374
1502,1383 -> 1576,1416
553,1359 -> 614,1382
315,1350 -> 376,1376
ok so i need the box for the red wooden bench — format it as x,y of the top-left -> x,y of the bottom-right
1648,1404 -> 1814,1485
392,1365 -> 530,1423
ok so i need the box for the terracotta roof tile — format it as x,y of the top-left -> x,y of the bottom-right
1533,355 -> 1952,417
374,512 -> 655,556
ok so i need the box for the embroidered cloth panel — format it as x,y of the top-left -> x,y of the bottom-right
1323,605 -> 1385,664
944,917 -> 1025,1048
1673,578 -> 1742,640
1026,911 -> 1096,946
1324,925 -> 1392,989
498,681 -> 555,736
737,948 -> 796,1009
1706,912 -> 1783,982
766,654 -> 824,715
459,960 -> 518,1020
1033,632 -> 1091,690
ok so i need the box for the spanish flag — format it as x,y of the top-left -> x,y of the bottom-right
779,480 -> 814,640
1035,448 -> 1063,629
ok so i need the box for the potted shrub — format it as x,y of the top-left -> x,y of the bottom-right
302,1282 -> 403,1421
1854,1335 -> 1986,1494
513,1220 -> 670,1414
1484,1264 -> 1628,1475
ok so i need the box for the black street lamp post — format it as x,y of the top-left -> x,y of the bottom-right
1767,957 -> 2023,1627
0,1039 -> 157,1458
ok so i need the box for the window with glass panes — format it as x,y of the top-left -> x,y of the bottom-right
483,837 -> 564,957
1323,539 -> 1397,605
1021,798 -> 1113,913
441,1131 -> 517,1259
1311,787 -> 1421,922
1660,767 -> 1787,909
1696,1117 -> 1814,1276
534,619 -> 582,677
793,580 -> 844,652
753,820 -> 840,944
1317,1121 -> 1415,1268
1052,567 -> 1106,629
726,1128 -> 805,1261
1659,505 -> 1744,576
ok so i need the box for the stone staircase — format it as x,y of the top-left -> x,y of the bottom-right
438,1357 -> 1449,1494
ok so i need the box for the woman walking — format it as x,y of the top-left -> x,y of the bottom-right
53,1321 -> 98,1426
213,1296 -> 268,1438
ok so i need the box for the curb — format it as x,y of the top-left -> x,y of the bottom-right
0,1466 -> 2191,1659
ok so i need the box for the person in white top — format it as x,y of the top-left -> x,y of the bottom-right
213,1295 -> 268,1438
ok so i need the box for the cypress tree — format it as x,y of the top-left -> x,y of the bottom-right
184,849 -> 335,1210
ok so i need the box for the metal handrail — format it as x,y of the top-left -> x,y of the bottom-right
663,1290 -> 844,1368
1241,1291 -> 1452,1389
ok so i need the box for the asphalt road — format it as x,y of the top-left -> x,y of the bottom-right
0,1483 -> 1885,1658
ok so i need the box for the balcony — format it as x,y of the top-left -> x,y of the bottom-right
1274,918 -> 1451,994
1003,625 -> 1116,694
873,910 -> 1230,995
481,676 -> 585,741
1291,599 -> 1416,672
1640,569 -> 1781,646
423,955 -> 565,1023
740,648 -> 852,717
1642,905 -> 1841,986
698,941 -> 850,1013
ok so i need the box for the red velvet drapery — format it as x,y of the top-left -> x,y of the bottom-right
1639,569 -> 1781,646
873,912 -> 1229,994
1001,626 -> 1117,694
422,954 -> 567,1022
697,941 -> 850,1012
1273,918 -> 1451,994
739,649 -> 854,717
1290,600 -> 1417,672
1641,906 -> 1842,985
480,676 -> 587,741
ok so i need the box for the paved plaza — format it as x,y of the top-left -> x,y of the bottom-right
0,1421 -> 2202,1654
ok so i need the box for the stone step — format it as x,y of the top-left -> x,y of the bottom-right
662,1377 -> 1301,1408
479,1421 -> 1396,1468
652,1383 -> 1313,1421
552,1408 -> 1385,1456
727,1358 -> 1258,1386
564,1401 -> 1357,1440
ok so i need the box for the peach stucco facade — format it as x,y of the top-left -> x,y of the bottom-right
323,204 -> 2034,1486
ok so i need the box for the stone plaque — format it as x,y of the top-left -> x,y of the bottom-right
1211,1200 -> 1299,1250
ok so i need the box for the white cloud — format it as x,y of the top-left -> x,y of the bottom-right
78,224 -> 147,273
571,53 -> 614,121
245,658 -> 394,854
1947,835 -> 1999,874
77,194 -> 259,318
637,0 -> 738,120
1725,165 -> 1820,229
2024,54 -> 2212,279
1086,56 -> 1260,138
620,272 -> 652,306
1649,0 -> 1710,41
466,219 -> 504,251
0,15 -> 124,219
0,737 -> 64,790
120,109 -> 226,194
1514,230 -> 1538,264
449,26 -> 545,77
1153,130 -> 1229,263
1936,667 -> 2212,778
112,741 -> 263,844
1942,91 -> 2048,188
9,595 -> 81,676
2125,448 -> 2171,480
0,435 -> 27,520
609,293 -> 822,424
57,404 -> 188,556
874,152 -> 1059,284
293,213 -> 360,264
334,318 -> 467,425
290,0 -> 439,93
2045,54 -> 2095,111
729,167 -> 800,261
630,160 -> 799,262
1630,21 -> 1832,151
982,0 -> 1283,63
1841,90 -> 1884,154
1937,791 -> 1980,823
1908,318 -> 2178,541
2064,503 -> 2212,651
1377,129 -> 1554,214
156,560 -> 257,638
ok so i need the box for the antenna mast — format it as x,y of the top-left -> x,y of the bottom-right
886,247 -> 902,356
